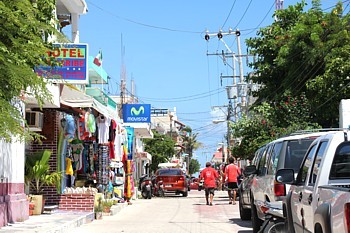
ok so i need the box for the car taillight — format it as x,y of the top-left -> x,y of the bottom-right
344,203 -> 350,233
274,181 -> 285,196
260,205 -> 269,214
179,176 -> 184,180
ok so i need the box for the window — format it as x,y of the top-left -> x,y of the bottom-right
252,146 -> 265,166
309,141 -> 328,185
257,145 -> 269,176
157,169 -> 182,176
300,145 -> 317,184
284,138 -> 314,173
268,142 -> 283,175
330,142 -> 350,179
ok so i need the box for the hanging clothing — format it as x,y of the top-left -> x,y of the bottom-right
96,115 -> 110,144
71,144 -> 84,171
65,115 -> 75,142
109,119 -> 117,159
66,157 -> 74,176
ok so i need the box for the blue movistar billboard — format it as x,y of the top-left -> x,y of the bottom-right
122,104 -> 151,123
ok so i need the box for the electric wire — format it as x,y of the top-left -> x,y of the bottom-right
322,0 -> 350,11
222,0 -> 237,29
233,0 -> 253,30
86,1 -> 202,34
242,0 -> 275,36
137,87 -> 225,101
137,89 -> 226,103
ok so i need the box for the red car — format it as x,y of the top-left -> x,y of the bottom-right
154,168 -> 188,197
189,177 -> 199,190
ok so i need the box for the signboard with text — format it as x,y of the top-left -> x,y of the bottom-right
123,104 -> 151,123
35,43 -> 88,84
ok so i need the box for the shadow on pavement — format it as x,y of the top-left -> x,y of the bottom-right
229,218 -> 253,228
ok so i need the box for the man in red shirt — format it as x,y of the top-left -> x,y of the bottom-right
200,162 -> 219,206
225,157 -> 241,204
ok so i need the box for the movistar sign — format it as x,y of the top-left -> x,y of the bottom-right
122,104 -> 151,123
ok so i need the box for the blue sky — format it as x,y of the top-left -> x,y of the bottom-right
63,0 -> 342,168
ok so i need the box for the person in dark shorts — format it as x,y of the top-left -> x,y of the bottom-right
200,162 -> 219,206
225,157 -> 241,204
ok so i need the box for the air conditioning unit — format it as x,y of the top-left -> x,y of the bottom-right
25,111 -> 44,131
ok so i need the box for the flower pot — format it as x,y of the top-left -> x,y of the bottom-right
31,195 -> 44,215
94,212 -> 103,220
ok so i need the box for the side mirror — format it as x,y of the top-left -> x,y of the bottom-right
275,169 -> 295,184
243,165 -> 257,176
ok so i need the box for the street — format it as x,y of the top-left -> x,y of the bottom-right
75,190 -> 253,233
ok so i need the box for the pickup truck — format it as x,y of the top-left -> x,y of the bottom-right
276,130 -> 350,233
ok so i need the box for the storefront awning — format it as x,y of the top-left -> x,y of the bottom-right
60,85 -> 117,120
88,56 -> 108,84
122,122 -> 154,138
135,152 -> 152,161
25,83 -> 61,108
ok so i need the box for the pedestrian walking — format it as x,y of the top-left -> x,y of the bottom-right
200,162 -> 219,206
225,157 -> 241,204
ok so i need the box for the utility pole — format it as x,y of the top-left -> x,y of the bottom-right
275,0 -> 284,21
205,28 -> 254,159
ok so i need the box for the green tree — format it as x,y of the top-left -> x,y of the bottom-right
231,96 -> 319,160
143,131 -> 175,173
181,126 -> 201,173
188,159 -> 200,176
0,0 -> 58,142
246,0 -> 350,127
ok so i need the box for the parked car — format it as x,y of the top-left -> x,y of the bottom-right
154,168 -> 188,197
276,130 -> 350,233
189,177 -> 199,190
186,175 -> 191,191
239,131 -> 328,233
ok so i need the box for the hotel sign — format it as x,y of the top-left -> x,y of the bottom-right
35,43 -> 88,84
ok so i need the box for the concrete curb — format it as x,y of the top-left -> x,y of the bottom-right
39,212 -> 94,233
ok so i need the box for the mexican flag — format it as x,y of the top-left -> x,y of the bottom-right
93,50 -> 102,66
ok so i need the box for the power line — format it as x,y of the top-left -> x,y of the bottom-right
136,89 -> 226,103
242,1 -> 275,36
86,1 -> 203,34
233,0 -> 253,29
222,0 -> 237,29
136,87 -> 225,101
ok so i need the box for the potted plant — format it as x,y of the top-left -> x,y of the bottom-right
94,196 -> 103,220
102,199 -> 113,214
25,150 -> 61,215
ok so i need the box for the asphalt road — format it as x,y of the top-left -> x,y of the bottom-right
75,190 -> 253,233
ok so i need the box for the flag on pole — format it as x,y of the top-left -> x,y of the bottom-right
93,49 -> 102,66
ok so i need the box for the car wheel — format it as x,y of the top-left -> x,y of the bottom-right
262,218 -> 286,233
239,193 -> 251,220
141,190 -> 148,199
251,199 -> 263,233
182,190 -> 188,197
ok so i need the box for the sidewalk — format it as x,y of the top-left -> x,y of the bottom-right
0,203 -> 128,233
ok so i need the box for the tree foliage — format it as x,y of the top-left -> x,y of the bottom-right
231,93 -> 319,160
247,0 -> 350,127
143,131 -> 175,173
232,0 -> 349,159
0,0 -> 58,142
181,126 -> 201,174
189,159 -> 200,176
